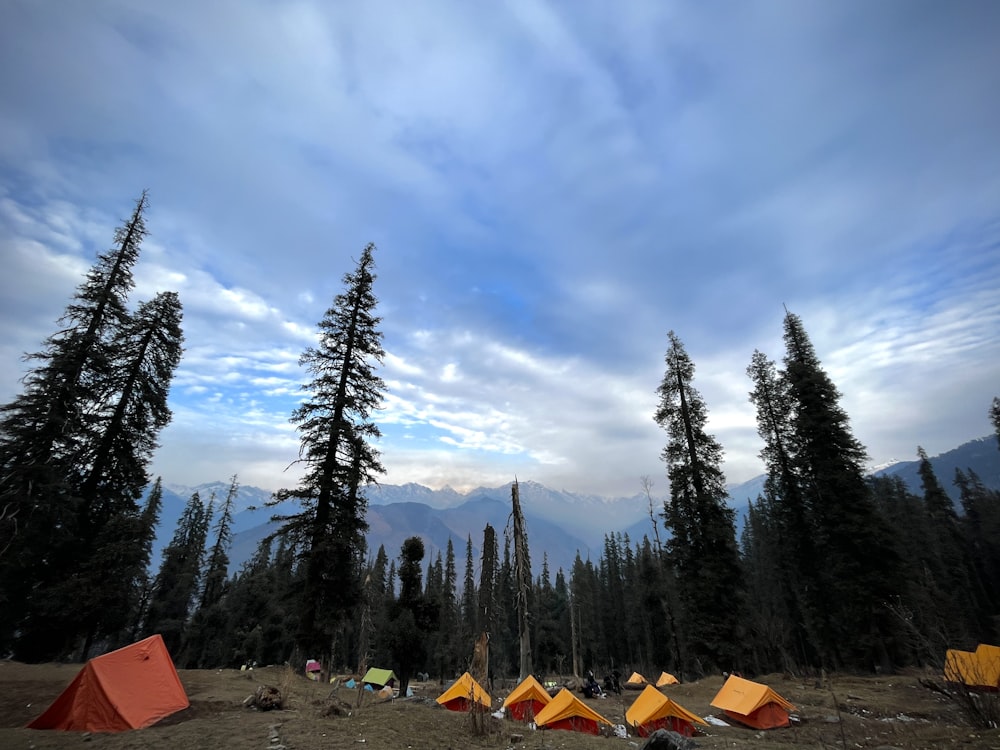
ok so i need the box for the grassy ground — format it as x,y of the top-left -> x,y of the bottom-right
1,661 -> 998,749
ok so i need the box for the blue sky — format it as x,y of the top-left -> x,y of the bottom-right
1,1 -> 998,498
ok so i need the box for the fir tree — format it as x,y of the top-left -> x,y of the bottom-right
746,348 -> 823,666
654,331 -> 743,674
144,491 -> 212,654
273,243 -> 386,661
955,469 -> 1000,618
479,524 -> 499,640
387,537 -> 435,696
0,193 -> 151,658
991,398 -> 1000,449
76,291 -> 183,528
460,534 -> 478,653
782,311 -> 901,668
182,475 -> 239,667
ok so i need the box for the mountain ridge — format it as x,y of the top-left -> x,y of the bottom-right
147,434 -> 999,578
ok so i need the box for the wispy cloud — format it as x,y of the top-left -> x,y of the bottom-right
1,1 -> 999,497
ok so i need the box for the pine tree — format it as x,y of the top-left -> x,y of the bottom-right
868,474 -> 941,663
182,475 -> 239,667
127,477 -> 165,642
387,537 -> 435,697
915,446 -> 981,640
440,539 -> 460,675
273,243 -> 386,661
782,311 -> 902,669
460,534 -> 478,655
76,291 -> 183,525
479,524 -> 499,641
740,497 -> 794,673
144,491 -> 212,654
746,348 -> 823,666
0,193 -> 151,658
654,331 -> 743,674
955,469 -> 1000,619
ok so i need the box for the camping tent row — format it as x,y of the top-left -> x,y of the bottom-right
944,644 -> 1000,690
28,635 -> 190,733
440,672 -> 793,736
625,671 -> 679,689
502,675 -> 699,737
437,675 -> 612,735
710,675 -> 795,730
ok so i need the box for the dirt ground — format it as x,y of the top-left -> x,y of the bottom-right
1,661 -> 998,750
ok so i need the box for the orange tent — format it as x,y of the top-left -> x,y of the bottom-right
436,672 -> 491,712
27,635 -> 189,732
710,675 -> 795,730
626,684 -> 706,737
502,675 -> 551,721
656,671 -> 679,687
535,688 -> 611,735
624,671 -> 647,689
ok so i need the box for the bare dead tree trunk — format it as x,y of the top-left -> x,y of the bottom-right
511,481 -> 533,679
356,572 -> 373,678
641,475 -> 663,556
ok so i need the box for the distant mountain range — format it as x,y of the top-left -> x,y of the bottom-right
146,435 -> 999,579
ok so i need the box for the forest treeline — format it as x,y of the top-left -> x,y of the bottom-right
1,195 -> 999,692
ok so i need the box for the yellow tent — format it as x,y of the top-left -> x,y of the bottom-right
535,688 -> 611,735
976,644 -> 1000,688
945,644 -> 1000,689
710,675 -> 795,730
656,671 -> 679,687
624,671 -> 647,688
625,684 -> 706,738
944,649 -> 980,684
436,672 -> 491,712
502,675 -> 551,721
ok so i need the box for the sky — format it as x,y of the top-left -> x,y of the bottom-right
1,1 -> 999,500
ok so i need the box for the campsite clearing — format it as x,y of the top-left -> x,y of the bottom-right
1,662 -> 998,749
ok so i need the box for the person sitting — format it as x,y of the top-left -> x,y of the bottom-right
581,670 -> 603,698
603,670 -> 622,695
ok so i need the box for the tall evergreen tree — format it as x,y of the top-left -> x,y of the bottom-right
955,469 -> 1000,625
0,193 -> 147,660
272,243 -> 386,662
182,475 -> 239,667
740,497 -> 794,673
76,291 -> 184,525
991,398 -> 1000,449
144,490 -> 212,654
654,331 -> 743,674
439,539 -> 460,675
781,311 -> 902,669
746,348 -> 823,666
387,537 -> 435,697
479,524 -> 499,641
460,534 -> 478,661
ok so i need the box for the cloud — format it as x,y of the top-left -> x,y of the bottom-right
1,1 -> 999,499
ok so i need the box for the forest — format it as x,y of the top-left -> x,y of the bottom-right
1,194 -> 999,695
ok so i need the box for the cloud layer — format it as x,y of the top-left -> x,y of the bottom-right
1,1 -> 999,497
